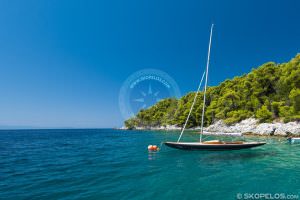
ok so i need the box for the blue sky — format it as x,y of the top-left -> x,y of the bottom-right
0,0 -> 299,128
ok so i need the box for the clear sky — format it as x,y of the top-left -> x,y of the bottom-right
0,0 -> 299,128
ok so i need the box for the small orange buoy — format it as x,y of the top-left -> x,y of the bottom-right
148,145 -> 159,151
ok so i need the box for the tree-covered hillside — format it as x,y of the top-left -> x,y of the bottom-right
125,54 -> 300,129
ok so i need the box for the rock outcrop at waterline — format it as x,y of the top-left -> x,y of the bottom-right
204,118 -> 300,136
123,118 -> 300,137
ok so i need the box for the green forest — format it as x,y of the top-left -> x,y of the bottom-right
125,54 -> 300,129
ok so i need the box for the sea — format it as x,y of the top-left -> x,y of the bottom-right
1,129 -> 300,200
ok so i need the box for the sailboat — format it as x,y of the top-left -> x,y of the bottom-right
164,24 -> 266,151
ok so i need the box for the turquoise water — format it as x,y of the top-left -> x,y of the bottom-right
1,129 -> 300,200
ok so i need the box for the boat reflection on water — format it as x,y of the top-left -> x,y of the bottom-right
287,137 -> 300,144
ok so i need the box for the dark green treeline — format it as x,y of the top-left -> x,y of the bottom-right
125,54 -> 300,129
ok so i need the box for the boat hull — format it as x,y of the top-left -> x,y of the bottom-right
164,142 -> 266,151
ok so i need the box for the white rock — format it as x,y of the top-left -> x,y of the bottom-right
204,118 -> 258,134
166,125 -> 181,130
204,120 -> 228,132
253,123 -> 277,135
282,122 -> 300,136
274,127 -> 288,136
131,118 -> 300,136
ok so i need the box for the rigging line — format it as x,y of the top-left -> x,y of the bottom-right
200,24 -> 214,142
177,71 -> 206,142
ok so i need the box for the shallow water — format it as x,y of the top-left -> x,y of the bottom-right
0,129 -> 299,200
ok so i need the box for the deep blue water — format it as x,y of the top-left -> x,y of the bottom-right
1,129 -> 300,200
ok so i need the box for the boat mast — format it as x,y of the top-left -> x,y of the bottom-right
200,24 -> 214,142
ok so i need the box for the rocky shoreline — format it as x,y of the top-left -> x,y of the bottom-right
122,118 -> 300,137
204,118 -> 300,137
